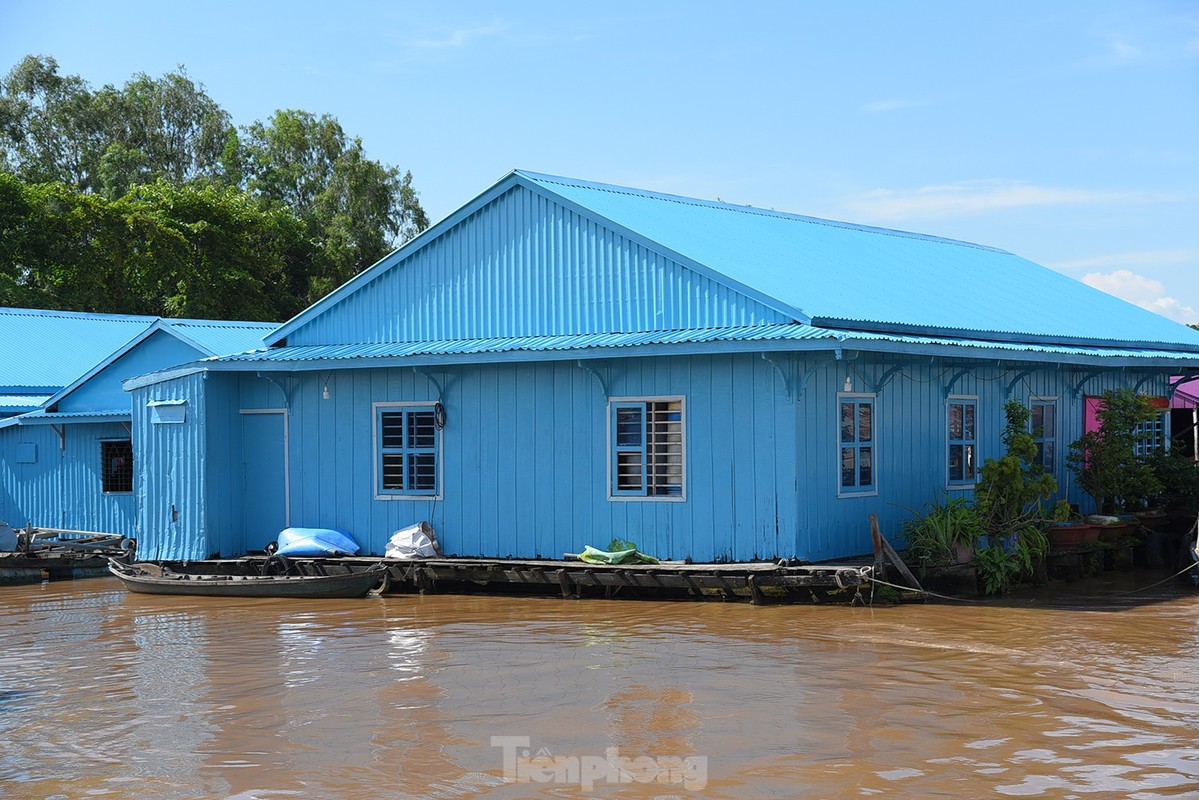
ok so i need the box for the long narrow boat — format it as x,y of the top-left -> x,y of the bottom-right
108,559 -> 388,599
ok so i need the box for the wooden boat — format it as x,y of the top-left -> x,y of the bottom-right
108,559 -> 388,598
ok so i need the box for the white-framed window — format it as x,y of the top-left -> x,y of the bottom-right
838,393 -> 877,497
373,402 -> 442,499
101,439 -> 133,494
1030,397 -> 1057,472
947,396 -> 977,487
1134,410 -> 1169,456
608,396 -> 685,500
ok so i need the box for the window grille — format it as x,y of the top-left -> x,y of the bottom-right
1134,413 -> 1168,456
101,440 -> 133,494
611,399 -> 684,498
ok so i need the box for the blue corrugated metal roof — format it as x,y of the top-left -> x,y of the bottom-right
206,324 -> 1199,369
0,308 -> 279,426
0,309 -> 276,395
165,318 -> 276,356
0,394 -> 51,415
514,171 -> 1199,350
0,408 -> 130,429
0,307 -> 157,389
266,171 -> 1199,354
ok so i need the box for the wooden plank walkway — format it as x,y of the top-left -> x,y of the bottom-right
164,554 -> 889,604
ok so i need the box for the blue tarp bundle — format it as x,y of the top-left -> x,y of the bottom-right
274,527 -> 360,557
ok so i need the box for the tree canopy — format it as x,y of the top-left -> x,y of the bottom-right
0,55 -> 427,320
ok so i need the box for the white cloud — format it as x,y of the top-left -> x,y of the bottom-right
850,180 -> 1170,220
1109,39 -> 1142,63
1081,269 -> 1199,324
402,21 -> 507,49
1053,249 -> 1199,275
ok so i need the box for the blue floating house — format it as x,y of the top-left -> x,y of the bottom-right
124,171 -> 1199,562
0,309 -> 275,534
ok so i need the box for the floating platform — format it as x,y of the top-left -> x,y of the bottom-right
0,552 -> 112,584
148,554 -> 909,604
0,528 -> 132,585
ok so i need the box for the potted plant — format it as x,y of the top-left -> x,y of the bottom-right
901,494 -> 982,568
1067,388 -> 1161,540
969,400 -> 1058,592
975,400 -> 1058,540
1045,499 -> 1095,547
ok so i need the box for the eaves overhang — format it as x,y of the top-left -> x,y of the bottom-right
173,325 -> 1199,375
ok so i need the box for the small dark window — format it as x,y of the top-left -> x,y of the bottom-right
102,440 -> 133,493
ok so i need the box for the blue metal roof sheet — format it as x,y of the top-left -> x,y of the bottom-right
0,408 -> 131,429
0,309 -> 276,395
164,318 -> 276,356
514,172 -> 1199,351
208,324 -> 1199,368
0,394 -> 51,413
0,307 -> 157,389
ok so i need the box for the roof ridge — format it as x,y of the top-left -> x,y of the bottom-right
0,306 -> 157,322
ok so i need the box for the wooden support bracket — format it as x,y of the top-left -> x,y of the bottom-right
869,514 -> 925,594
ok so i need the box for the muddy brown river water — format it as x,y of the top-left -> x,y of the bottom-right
1,572 -> 1197,799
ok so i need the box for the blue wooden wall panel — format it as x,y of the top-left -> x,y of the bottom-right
133,353 -> 1180,563
287,186 -> 791,347
58,333 -> 203,413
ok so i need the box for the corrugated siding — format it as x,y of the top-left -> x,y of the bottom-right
0,422 -> 134,534
60,421 -> 135,533
216,355 -> 802,562
287,186 -> 790,347
132,371 -> 211,560
0,425 -> 61,527
204,372 -> 250,558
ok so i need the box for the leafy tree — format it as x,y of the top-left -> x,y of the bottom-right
0,55 -> 106,190
240,109 -> 428,296
94,68 -> 235,194
0,174 -> 307,320
0,55 -> 234,196
0,56 -> 429,319
1067,389 -> 1161,513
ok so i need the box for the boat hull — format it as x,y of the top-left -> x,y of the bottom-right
109,560 -> 387,599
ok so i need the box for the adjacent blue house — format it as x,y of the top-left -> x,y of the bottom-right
0,310 -> 274,534
125,171 -> 1199,562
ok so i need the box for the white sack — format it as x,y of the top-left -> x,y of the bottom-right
385,521 -> 442,560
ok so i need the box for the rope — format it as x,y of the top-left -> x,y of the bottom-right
866,575 -> 984,603
1111,560 -> 1198,596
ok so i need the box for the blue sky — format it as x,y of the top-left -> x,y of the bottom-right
3,0 -> 1198,323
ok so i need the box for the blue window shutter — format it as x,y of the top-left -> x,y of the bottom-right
612,402 -> 647,495
377,406 -> 439,497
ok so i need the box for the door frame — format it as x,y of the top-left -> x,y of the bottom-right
239,408 -> 290,531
